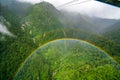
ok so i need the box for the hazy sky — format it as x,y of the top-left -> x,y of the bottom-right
18,0 -> 120,19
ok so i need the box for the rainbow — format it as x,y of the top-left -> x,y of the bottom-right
14,38 -> 119,79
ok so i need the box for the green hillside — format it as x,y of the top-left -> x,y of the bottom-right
21,2 -> 62,38
0,2 -> 63,80
14,39 -> 120,80
103,20 -> 120,44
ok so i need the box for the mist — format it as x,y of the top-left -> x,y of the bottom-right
0,23 -> 14,36
58,10 -> 119,34
1,0 -> 119,34
17,0 -> 120,20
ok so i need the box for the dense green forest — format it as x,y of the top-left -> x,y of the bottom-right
0,0 -> 120,80
102,20 -> 120,44
15,39 -> 120,80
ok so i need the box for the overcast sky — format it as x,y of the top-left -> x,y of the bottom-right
18,0 -> 120,19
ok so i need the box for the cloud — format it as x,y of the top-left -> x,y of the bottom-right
0,23 -> 14,36
61,0 -> 120,19
18,0 -> 41,3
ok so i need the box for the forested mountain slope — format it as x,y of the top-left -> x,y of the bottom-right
0,0 -> 32,18
102,20 -> 120,44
